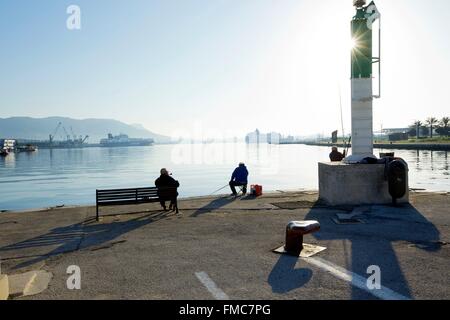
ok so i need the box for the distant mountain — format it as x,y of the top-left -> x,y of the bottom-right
0,117 -> 171,143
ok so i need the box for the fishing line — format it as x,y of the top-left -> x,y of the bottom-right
339,85 -> 345,144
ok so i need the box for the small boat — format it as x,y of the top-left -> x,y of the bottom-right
16,145 -> 38,152
0,149 -> 9,157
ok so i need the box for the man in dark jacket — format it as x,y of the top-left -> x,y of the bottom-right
155,168 -> 180,211
229,163 -> 249,196
329,147 -> 345,162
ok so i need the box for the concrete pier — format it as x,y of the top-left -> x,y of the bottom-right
0,191 -> 448,300
318,162 -> 409,206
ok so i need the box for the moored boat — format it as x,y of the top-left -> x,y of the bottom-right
16,145 -> 38,152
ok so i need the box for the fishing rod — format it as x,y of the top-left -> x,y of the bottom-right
338,85 -> 349,156
210,184 -> 229,195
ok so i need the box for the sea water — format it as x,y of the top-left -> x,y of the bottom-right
0,143 -> 448,211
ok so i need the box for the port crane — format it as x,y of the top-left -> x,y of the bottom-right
49,122 -> 62,144
48,122 -> 89,146
70,126 -> 89,144
62,126 -> 71,142
70,127 -> 77,141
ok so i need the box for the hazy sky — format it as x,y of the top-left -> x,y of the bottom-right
1,0 -> 449,138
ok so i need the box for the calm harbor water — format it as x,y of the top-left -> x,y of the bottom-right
0,143 -> 449,211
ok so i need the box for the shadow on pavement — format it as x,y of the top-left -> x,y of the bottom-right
240,195 -> 257,201
303,202 -> 441,300
268,254 -> 313,293
0,210 -> 171,270
191,196 -> 237,217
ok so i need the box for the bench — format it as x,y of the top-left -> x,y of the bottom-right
285,221 -> 321,256
95,187 -> 178,221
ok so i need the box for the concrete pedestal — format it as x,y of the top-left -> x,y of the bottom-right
318,162 -> 409,206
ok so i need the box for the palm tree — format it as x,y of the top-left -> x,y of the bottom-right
414,121 -> 422,139
440,117 -> 449,137
426,117 -> 438,138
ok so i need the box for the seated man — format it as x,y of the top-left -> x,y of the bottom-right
155,168 -> 180,211
329,147 -> 345,162
229,162 -> 249,196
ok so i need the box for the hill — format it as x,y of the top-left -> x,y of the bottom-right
0,117 -> 171,143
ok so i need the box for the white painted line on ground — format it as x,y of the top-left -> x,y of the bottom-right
304,257 -> 411,300
195,271 -> 229,300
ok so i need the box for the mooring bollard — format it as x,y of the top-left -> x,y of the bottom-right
285,221 -> 321,256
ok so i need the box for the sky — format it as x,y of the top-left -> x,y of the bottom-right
0,0 -> 449,139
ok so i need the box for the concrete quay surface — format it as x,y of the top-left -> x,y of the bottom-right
0,191 -> 449,300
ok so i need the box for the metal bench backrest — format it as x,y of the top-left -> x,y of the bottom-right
96,187 -> 159,204
95,186 -> 179,220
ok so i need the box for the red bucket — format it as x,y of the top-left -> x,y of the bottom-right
251,185 -> 263,197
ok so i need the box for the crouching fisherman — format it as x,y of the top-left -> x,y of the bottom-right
229,162 -> 249,196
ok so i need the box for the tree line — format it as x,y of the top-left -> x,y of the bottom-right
409,117 -> 449,138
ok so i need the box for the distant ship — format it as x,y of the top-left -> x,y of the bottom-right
100,133 -> 154,147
